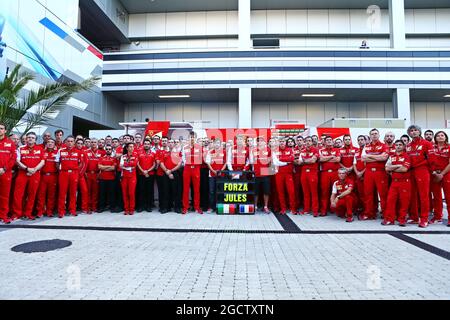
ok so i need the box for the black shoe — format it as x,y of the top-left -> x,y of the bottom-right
145,208 -> 153,212
97,209 -> 104,213
160,209 -> 168,214
137,208 -> 144,213
174,208 -> 182,214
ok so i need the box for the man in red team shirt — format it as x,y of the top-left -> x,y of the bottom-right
40,132 -> 52,149
406,125 -> 433,228
299,136 -> 320,216
205,138 -> 227,213
353,135 -> 367,214
249,137 -> 272,213
319,136 -> 341,216
384,132 -> 396,157
97,145 -> 117,212
155,137 -> 169,212
330,168 -> 356,222
339,134 -> 357,179
84,138 -> 103,213
384,140 -> 411,226
293,136 -> 305,211
35,138 -> 59,217
160,139 -> 184,213
75,139 -> 89,213
0,122 -> 17,224
274,138 -> 297,215
120,142 -> 138,215
54,129 -> 65,150
428,131 -> 450,225
227,134 -> 249,176
182,132 -> 203,214
361,128 -> 389,220
13,132 -> 45,220
58,136 -> 84,217
136,139 -> 156,213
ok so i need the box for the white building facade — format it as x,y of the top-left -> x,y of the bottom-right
2,0 -> 450,133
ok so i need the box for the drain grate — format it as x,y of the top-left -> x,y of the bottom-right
11,239 -> 72,253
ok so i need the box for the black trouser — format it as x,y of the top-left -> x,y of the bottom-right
161,171 -> 182,211
114,171 -> 124,210
209,177 -> 217,210
137,175 -> 155,211
155,175 -> 164,211
98,179 -> 116,211
200,167 -> 210,210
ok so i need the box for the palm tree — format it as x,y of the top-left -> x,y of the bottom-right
0,64 -> 100,135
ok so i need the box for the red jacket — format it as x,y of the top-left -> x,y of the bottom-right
406,137 -> 433,169
428,144 -> 450,172
0,137 -> 17,172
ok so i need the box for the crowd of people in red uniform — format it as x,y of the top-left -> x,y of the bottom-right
1,121 -> 449,228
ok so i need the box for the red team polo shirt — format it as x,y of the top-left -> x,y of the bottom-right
155,148 -> 168,176
251,147 -> 272,177
121,154 -> 138,178
207,148 -> 227,177
300,146 -> 320,172
98,155 -> 117,180
41,149 -> 59,174
17,145 -> 44,169
354,147 -> 366,172
59,147 -> 83,171
319,146 -> 341,171
275,147 -> 294,173
340,145 -> 357,168
389,152 -> 411,179
138,151 -> 156,175
229,145 -> 249,170
85,149 -> 103,173
364,141 -> 388,170
163,149 -> 182,171
183,144 -> 203,167
332,178 -> 354,195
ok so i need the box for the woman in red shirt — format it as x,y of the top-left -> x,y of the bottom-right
120,143 -> 138,215
428,131 -> 450,225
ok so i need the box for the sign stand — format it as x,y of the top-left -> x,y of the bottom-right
215,171 -> 256,215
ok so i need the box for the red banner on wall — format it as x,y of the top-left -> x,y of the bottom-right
145,121 -> 171,138
316,128 -> 351,140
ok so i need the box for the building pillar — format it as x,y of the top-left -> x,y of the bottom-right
393,88 -> 411,127
239,88 -> 252,128
389,0 -> 406,49
238,0 -> 251,49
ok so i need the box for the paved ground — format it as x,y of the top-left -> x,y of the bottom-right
0,211 -> 449,300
